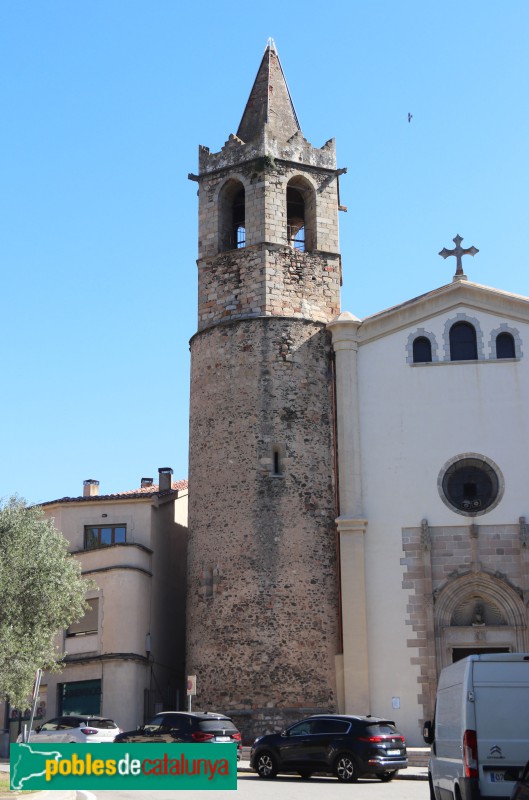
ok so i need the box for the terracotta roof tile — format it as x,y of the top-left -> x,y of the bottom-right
40,480 -> 188,507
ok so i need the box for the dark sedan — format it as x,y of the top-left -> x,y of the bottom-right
250,713 -> 407,782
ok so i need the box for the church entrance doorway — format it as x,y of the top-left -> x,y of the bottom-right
433,571 -> 528,674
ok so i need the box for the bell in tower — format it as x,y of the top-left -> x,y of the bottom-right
186,39 -> 344,740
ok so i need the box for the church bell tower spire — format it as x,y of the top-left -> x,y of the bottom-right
236,38 -> 300,144
187,41 -> 344,740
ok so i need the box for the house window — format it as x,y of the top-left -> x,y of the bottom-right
496,331 -> 515,359
66,598 -> 99,637
450,321 -> 478,361
412,336 -> 432,363
84,524 -> 126,549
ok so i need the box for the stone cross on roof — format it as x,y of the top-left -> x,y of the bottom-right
439,234 -> 479,280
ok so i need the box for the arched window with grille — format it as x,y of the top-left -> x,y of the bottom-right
218,178 -> 245,252
450,321 -> 478,361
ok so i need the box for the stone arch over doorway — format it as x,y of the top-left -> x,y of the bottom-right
434,571 -> 528,672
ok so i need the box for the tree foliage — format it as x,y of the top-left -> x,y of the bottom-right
0,497 -> 90,708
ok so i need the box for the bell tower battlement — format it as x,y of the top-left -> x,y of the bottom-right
193,41 -> 344,331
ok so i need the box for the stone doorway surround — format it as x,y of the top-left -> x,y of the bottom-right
401,519 -> 529,723
433,570 -> 528,672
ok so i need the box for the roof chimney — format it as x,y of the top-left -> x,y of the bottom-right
141,477 -> 154,488
158,467 -> 173,493
83,479 -> 99,498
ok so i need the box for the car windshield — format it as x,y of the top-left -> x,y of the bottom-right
198,719 -> 237,733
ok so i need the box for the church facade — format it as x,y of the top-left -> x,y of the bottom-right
186,41 -> 529,745
330,276 -> 529,743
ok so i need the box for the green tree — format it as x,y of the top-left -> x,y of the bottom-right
0,497 -> 90,708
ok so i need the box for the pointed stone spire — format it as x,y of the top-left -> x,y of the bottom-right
236,38 -> 301,144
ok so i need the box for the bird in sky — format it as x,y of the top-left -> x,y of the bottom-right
408,112 -> 413,123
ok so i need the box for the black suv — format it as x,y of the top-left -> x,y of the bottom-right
250,714 -> 407,782
114,711 -> 242,759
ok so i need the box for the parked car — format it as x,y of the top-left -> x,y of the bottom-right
250,714 -> 407,782
17,715 -> 120,743
512,759 -> 529,800
114,711 -> 242,759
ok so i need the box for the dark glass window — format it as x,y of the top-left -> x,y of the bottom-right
58,679 -> 101,716
442,458 -> 499,513
366,723 -> 398,736
450,322 -> 478,361
496,332 -> 515,359
289,720 -> 314,736
40,718 -> 61,731
84,525 -> 126,550
199,719 -> 238,733
413,336 -> 432,363
312,719 -> 350,734
59,717 -> 78,730
67,598 -> 99,637
144,715 -> 166,733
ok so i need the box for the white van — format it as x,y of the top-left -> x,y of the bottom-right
423,653 -> 529,800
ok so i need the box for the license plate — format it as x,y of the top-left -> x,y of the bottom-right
387,749 -> 401,756
215,736 -> 231,742
490,772 -> 505,782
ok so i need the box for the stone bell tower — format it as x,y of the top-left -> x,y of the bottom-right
186,40 -> 344,739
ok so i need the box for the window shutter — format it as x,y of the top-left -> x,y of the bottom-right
67,598 -> 99,636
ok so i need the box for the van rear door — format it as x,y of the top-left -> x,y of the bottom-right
473,660 -> 529,798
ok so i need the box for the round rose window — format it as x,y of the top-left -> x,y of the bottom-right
439,456 -> 503,516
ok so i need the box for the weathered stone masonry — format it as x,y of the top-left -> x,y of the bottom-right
187,317 -> 339,738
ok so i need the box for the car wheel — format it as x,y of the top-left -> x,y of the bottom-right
298,771 -> 312,779
334,753 -> 359,783
380,770 -> 397,782
255,751 -> 278,779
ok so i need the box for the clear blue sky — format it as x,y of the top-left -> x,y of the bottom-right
1,1 -> 528,505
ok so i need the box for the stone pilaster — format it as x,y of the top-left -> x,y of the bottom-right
328,313 -> 370,711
